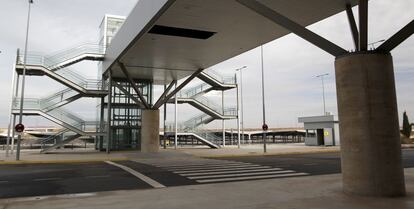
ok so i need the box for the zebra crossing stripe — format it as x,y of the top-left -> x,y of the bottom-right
157,162 -> 253,169
173,165 -> 271,174
151,161 -> 241,167
180,168 -> 283,176
188,170 -> 296,179
170,164 -> 263,171
196,173 -> 309,183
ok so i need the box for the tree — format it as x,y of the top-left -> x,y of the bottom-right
402,111 -> 412,138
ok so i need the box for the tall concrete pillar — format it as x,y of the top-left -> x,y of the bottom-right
335,53 -> 405,197
141,109 -> 160,152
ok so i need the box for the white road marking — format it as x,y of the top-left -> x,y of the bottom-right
170,164 -> 263,171
304,163 -> 317,166
155,160 -> 246,164
157,163 -> 251,168
188,170 -> 295,179
85,175 -> 111,178
154,162 -> 251,168
33,177 -> 62,181
0,181 -> 9,183
196,173 -> 309,183
174,165 -> 271,174
180,168 -> 283,176
105,161 -> 165,188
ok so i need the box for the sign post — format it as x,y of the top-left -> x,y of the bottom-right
262,123 -> 268,153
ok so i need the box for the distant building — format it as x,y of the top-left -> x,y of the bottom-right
298,115 -> 340,146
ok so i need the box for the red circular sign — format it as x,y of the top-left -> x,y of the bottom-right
262,124 -> 268,131
15,124 -> 25,133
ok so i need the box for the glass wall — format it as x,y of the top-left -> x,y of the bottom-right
96,79 -> 152,151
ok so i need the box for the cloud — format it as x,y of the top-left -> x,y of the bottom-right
0,0 -> 413,130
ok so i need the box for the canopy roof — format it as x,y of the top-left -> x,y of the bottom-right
103,0 -> 357,84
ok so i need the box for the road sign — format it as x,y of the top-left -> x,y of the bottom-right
262,124 -> 268,131
15,124 -> 25,133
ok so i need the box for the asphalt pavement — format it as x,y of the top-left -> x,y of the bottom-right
1,149 -> 413,199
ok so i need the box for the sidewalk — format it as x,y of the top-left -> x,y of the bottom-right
177,143 -> 340,158
0,144 -> 340,164
1,168 -> 413,209
1,143 -> 412,164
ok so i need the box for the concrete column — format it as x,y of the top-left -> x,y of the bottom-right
335,53 -> 405,197
141,109 -> 160,152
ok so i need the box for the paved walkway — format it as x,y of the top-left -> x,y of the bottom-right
177,143 -> 340,157
0,144 -> 340,164
1,168 -> 413,209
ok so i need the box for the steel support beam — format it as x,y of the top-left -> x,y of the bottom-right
236,0 -> 348,57
359,0 -> 368,51
153,80 -> 177,109
118,61 -> 151,109
377,20 -> 414,52
112,82 -> 144,108
106,70 -> 113,154
163,68 -> 204,105
346,4 -> 359,50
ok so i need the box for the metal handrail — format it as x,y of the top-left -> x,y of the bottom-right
17,43 -> 105,70
179,83 -> 211,98
203,68 -> 236,84
55,68 -> 103,90
39,129 -> 69,148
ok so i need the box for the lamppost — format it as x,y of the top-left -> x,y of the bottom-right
316,73 -> 329,115
235,66 -> 247,144
16,0 -> 34,161
260,45 -> 267,153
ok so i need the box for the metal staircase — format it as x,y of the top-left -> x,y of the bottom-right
15,66 -> 107,96
16,43 -> 105,71
13,43 -> 107,152
41,133 -> 82,153
167,69 -> 238,148
12,100 -> 101,136
175,95 -> 237,119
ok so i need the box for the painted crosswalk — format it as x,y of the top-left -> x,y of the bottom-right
145,159 -> 308,184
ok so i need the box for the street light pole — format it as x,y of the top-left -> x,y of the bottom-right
16,0 -> 34,161
235,73 -> 240,148
236,66 -> 247,144
316,73 -> 329,115
368,39 -> 385,49
260,45 -> 267,153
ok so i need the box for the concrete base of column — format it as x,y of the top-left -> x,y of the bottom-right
141,109 -> 160,153
335,53 -> 405,197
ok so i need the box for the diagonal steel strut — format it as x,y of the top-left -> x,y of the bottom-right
117,61 -> 151,109
376,20 -> 414,53
236,0 -> 348,57
153,80 -> 177,109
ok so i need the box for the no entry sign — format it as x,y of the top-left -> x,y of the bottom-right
262,124 -> 268,131
15,124 -> 25,133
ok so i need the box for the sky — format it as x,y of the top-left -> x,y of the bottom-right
0,0 -> 413,130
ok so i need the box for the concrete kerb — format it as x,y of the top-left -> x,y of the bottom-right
197,149 -> 341,158
1,147 -> 411,164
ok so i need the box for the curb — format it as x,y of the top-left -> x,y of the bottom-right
195,149 -> 341,158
